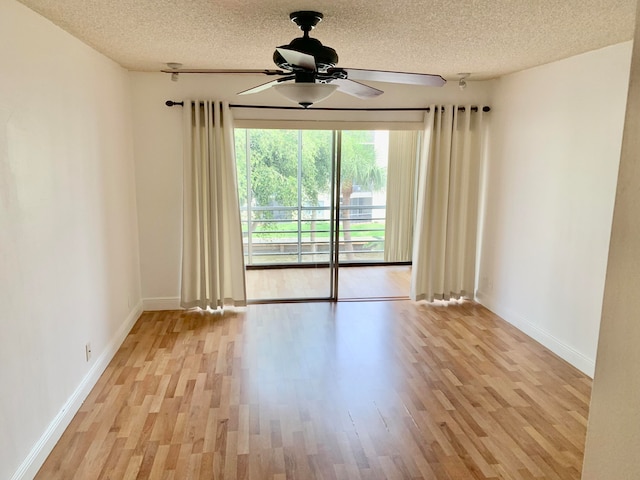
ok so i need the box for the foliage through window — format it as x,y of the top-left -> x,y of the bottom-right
235,128 -> 411,266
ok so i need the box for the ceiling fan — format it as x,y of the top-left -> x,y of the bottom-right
162,11 -> 446,108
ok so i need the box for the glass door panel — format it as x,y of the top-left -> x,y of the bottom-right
337,130 -> 411,299
235,129 -> 335,301
337,130 -> 387,264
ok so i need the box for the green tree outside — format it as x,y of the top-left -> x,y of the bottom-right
234,129 -> 386,261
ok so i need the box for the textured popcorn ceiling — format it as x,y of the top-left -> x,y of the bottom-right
17,0 -> 637,79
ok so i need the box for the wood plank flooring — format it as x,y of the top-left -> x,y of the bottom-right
36,301 -> 591,479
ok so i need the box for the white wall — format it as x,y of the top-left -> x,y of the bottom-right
130,72 -> 494,309
582,2 -> 640,476
477,42 -> 632,376
0,2 -> 142,479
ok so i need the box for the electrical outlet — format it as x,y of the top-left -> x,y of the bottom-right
480,275 -> 494,294
85,343 -> 92,362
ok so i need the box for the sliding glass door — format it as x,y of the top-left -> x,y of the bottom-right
235,128 -> 416,302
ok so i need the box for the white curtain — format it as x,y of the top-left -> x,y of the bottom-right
181,100 -> 247,309
384,130 -> 419,262
411,105 -> 485,302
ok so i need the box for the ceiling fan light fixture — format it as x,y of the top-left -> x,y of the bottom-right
274,83 -> 338,108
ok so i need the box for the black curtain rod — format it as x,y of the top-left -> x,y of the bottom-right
164,100 -> 490,112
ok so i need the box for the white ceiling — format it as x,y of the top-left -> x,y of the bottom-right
17,0 -> 637,80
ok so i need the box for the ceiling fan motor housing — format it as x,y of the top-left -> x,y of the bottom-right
273,38 -> 338,72
273,11 -> 338,73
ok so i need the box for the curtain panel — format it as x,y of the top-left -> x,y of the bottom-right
384,130 -> 420,262
181,100 -> 247,309
411,105 -> 485,302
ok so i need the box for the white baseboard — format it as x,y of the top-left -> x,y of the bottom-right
476,291 -> 595,378
11,301 -> 143,480
142,297 -> 183,311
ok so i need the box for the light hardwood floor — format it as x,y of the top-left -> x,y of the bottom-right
246,265 -> 411,300
37,301 -> 591,479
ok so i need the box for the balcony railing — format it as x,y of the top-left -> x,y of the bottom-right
241,205 -> 386,265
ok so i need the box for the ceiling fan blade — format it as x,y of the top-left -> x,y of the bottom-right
337,68 -> 446,87
161,68 -> 289,76
276,48 -> 316,71
333,79 -> 383,99
237,76 -> 294,95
